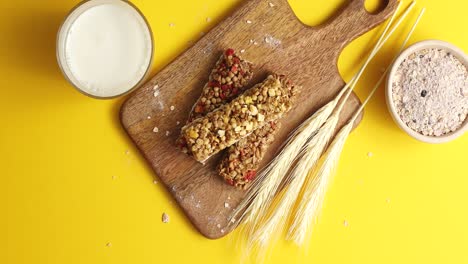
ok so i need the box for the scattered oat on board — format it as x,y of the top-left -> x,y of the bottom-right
162,213 -> 170,223
264,34 -> 282,47
153,89 -> 160,97
153,127 -> 159,133
224,202 -> 230,208
170,105 -> 175,111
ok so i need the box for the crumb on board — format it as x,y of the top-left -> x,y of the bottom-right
169,23 -> 175,27
106,242 -> 112,247
170,105 -> 175,111
153,84 -> 159,90
224,202 -> 230,208
153,89 -> 160,97
269,2 -> 275,7
153,180 -> 158,184
147,116 -> 151,119
125,150 -> 129,155
217,223 -> 221,228
162,213 -> 170,223
230,218 -> 236,223
176,121 -> 180,125
264,34 -> 282,47
153,127 -> 159,133
240,49 -> 245,53
221,229 -> 225,233
246,20 -> 252,24
166,131 -> 171,136
206,17 -> 212,22
367,152 -> 373,157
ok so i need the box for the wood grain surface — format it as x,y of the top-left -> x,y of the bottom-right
120,0 -> 398,239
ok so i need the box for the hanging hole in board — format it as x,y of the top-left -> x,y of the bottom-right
364,0 -> 389,14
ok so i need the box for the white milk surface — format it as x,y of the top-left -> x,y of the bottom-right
64,2 -> 152,97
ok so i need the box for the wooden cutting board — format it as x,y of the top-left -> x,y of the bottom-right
120,0 -> 397,239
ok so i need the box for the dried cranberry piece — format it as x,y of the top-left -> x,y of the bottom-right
231,65 -> 238,73
208,80 -> 220,88
225,48 -> 235,56
244,170 -> 257,181
194,104 -> 205,113
221,84 -> 231,91
226,179 -> 235,186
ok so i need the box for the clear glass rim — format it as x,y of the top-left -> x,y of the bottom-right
56,0 -> 154,100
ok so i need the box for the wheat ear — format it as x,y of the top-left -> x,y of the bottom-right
287,8 -> 426,246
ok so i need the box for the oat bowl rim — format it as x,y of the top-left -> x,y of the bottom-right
386,40 -> 468,144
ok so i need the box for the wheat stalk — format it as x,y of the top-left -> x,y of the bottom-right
287,8 -> 426,246
238,0 -> 414,247
230,1 -> 419,259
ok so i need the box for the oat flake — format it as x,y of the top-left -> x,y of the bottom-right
162,213 -> 170,223
392,48 -> 468,136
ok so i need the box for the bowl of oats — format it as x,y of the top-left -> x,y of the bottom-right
386,40 -> 468,143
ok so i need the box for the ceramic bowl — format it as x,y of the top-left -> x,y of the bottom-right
386,40 -> 468,144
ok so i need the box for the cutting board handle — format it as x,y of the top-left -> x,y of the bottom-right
315,0 -> 399,53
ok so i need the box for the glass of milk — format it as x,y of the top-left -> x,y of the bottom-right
56,0 -> 153,99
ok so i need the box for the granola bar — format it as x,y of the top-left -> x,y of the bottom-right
218,121 -> 280,188
177,48 -> 253,153
188,48 -> 253,121
180,74 -> 296,162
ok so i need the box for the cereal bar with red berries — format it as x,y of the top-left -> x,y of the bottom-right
180,74 -> 296,163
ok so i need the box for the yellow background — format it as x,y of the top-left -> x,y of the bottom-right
2,0 -> 468,263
